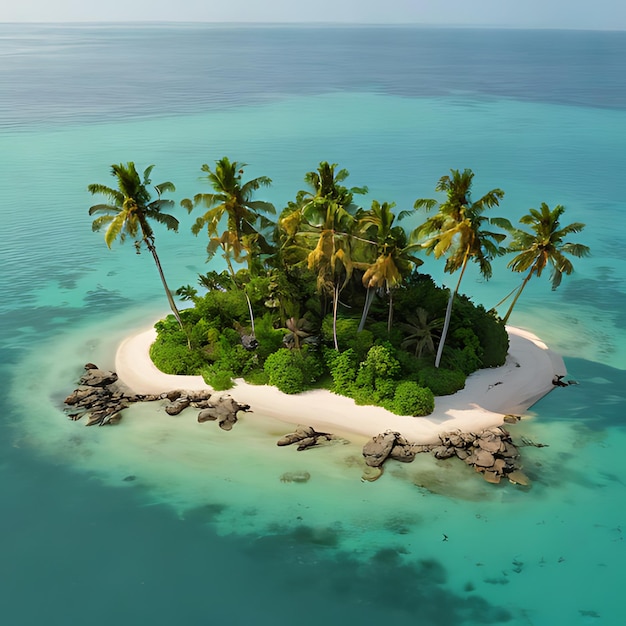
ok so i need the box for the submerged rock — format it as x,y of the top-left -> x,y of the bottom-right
361,465 -> 384,482
280,471 -> 311,483
507,470 -> 530,486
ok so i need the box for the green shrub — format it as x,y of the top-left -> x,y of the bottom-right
202,366 -> 234,391
252,313 -> 285,361
346,328 -> 375,362
264,349 -> 306,394
388,381 -> 435,416
195,288 -> 250,329
354,361 -> 375,389
364,344 -> 401,379
321,316 -> 360,349
351,385 -> 377,406
368,321 -> 404,348
243,368 -> 270,386
149,338 -> 208,375
418,367 -> 466,396
304,347 -> 325,381
374,377 -> 398,401
473,309 -> 509,367
395,349 -> 428,377
215,343 -> 257,375
329,350 -> 361,395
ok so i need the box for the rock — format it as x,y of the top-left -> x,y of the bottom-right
101,412 -> 122,426
483,471 -> 502,484
165,390 -> 183,401
241,334 -> 259,350
473,449 -> 496,468
507,470 -> 530,486
460,432 -> 477,445
165,397 -> 191,415
477,435 -> 502,454
195,395 -> 250,430
64,364 -> 246,430
79,368 -> 118,387
446,433 -> 465,448
197,409 -> 218,422
389,444 -> 416,463
492,458 -> 507,474
296,437 -> 318,451
276,426 -> 331,448
454,448 -> 470,460
187,390 -> 212,403
362,431 -> 398,467
218,414 -> 236,431
280,471 -> 311,483
361,465 -> 384,482
431,445 -> 456,460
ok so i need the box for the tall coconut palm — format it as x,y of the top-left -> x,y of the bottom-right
181,156 -> 275,270
281,162 -> 367,350
356,200 -> 422,332
182,157 -> 276,337
88,162 -> 188,341
500,203 -> 590,323
413,169 -> 510,367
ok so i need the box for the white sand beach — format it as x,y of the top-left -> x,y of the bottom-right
115,325 -> 566,445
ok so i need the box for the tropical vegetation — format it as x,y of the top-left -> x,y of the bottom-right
88,159 -> 589,417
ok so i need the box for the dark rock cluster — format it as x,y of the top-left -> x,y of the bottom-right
64,363 -> 248,429
197,395 -> 251,431
428,427 -> 529,485
276,426 -> 334,450
64,364 -> 145,426
361,426 -> 531,485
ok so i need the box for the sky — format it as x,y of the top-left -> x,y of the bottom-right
2,0 -> 625,30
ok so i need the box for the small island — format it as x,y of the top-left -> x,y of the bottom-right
77,157 -> 588,484
115,323 -> 565,446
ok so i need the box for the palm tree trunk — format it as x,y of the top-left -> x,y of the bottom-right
502,268 -> 534,324
434,248 -> 470,368
245,289 -> 256,337
223,245 -> 256,338
358,287 -> 376,332
387,289 -> 394,335
435,289 -> 454,368
491,281 -> 524,313
145,238 -> 191,348
332,283 -> 340,351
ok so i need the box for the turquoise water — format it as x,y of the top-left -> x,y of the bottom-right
1,25 -> 625,625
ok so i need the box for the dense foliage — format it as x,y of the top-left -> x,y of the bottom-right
93,158 -> 588,417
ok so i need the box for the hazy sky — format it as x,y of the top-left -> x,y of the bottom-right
2,0 -> 625,30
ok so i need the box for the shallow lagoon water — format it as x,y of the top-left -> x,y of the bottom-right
1,24 -> 625,625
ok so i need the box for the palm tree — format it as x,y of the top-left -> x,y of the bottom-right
88,162 -> 187,340
182,157 -> 276,337
413,169 -> 509,367
500,203 -> 590,323
281,162 -> 367,350
181,156 -> 275,271
355,200 -> 422,332
399,307 -> 444,358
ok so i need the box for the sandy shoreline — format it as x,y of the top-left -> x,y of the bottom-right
115,325 -> 566,445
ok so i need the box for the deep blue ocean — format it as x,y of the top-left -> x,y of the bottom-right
1,24 -> 625,625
